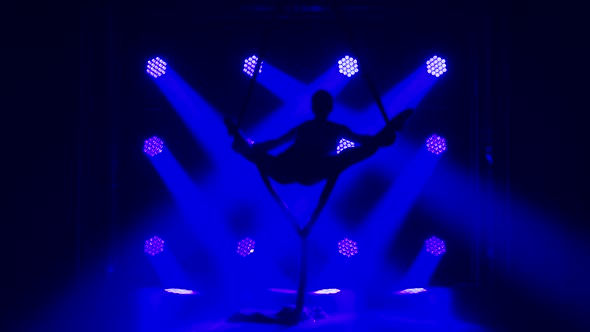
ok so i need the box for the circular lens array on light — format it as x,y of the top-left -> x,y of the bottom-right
338,55 -> 359,77
146,57 -> 167,78
143,136 -> 164,157
425,236 -> 446,256
164,288 -> 196,295
312,288 -> 341,295
426,134 -> 447,155
237,237 -> 256,257
338,238 -> 358,257
243,55 -> 263,77
336,138 -> 355,154
426,55 -> 447,77
145,236 -> 165,256
396,288 -> 427,295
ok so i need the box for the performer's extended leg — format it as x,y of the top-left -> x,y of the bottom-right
299,176 -> 338,237
225,118 -> 299,184
257,170 -> 301,233
329,108 -> 413,173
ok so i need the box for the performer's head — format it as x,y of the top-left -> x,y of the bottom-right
312,90 -> 333,119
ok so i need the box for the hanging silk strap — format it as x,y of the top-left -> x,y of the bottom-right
236,0 -> 292,128
330,0 -> 390,124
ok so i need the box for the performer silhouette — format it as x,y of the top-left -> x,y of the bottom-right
225,90 -> 413,325
225,90 -> 413,185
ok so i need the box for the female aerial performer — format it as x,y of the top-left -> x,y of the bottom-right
224,89 -> 413,324
225,89 -> 413,186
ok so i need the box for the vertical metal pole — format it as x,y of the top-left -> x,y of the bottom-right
497,8 -> 512,278
482,14 -> 494,286
106,0 -> 120,285
468,26 -> 481,288
77,6 -> 91,289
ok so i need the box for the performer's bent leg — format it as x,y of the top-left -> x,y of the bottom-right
229,134 -> 298,184
224,118 -> 300,184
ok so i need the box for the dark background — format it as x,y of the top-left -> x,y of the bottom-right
4,0 -> 577,330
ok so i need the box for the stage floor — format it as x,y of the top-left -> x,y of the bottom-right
133,286 -> 490,331
18,284 -> 578,331
177,311 -> 488,332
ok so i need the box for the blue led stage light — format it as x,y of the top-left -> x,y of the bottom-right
147,57 -> 167,78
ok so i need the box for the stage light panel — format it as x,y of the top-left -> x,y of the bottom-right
396,287 -> 428,295
143,136 -> 164,157
336,138 -> 355,154
426,55 -> 447,77
338,55 -> 359,77
146,57 -> 167,78
164,288 -> 196,295
426,134 -> 447,155
237,237 -> 256,257
425,236 -> 446,256
144,236 -> 165,256
312,288 -> 341,295
338,238 -> 358,257
243,55 -> 263,77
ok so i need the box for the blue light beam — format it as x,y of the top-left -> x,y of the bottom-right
151,68 -> 233,167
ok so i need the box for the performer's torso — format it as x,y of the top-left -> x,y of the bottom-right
292,120 -> 349,157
